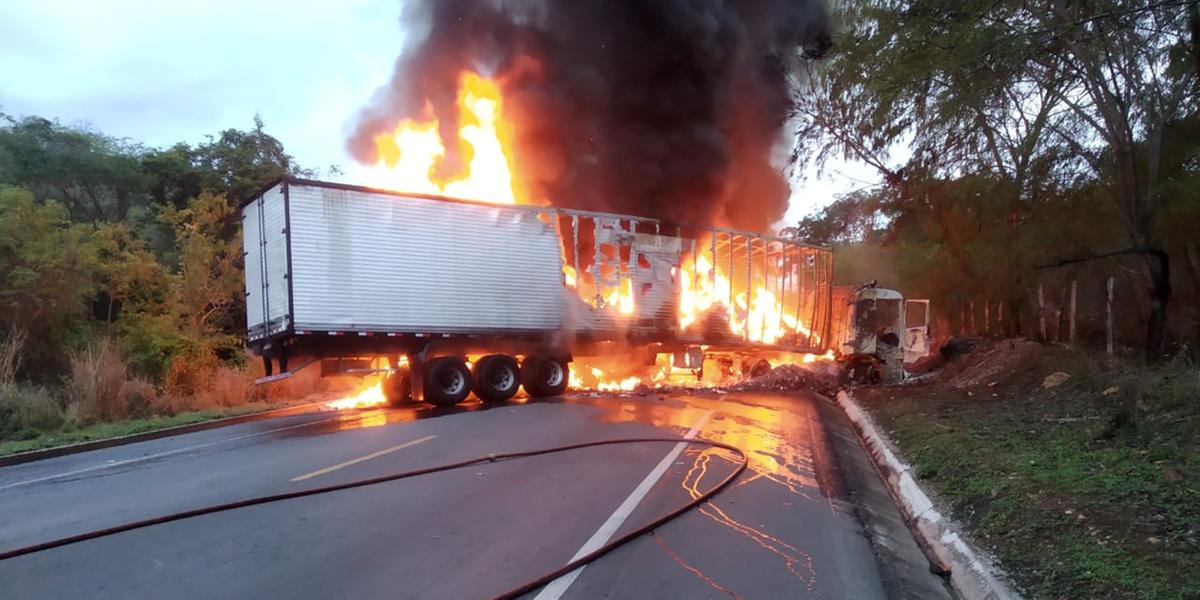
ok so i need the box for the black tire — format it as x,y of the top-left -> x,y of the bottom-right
521,355 -> 570,398
749,359 -> 772,379
424,357 -> 472,406
842,357 -> 882,385
473,355 -> 520,403
384,368 -> 411,407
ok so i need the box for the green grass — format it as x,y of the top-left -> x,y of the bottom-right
858,352 -> 1200,600
0,404 -> 284,457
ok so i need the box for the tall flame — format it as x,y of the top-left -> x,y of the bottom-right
369,72 -> 517,204
368,70 -> 821,352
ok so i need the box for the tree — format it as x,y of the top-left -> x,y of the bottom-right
0,115 -> 149,224
190,114 -> 313,205
0,187 -> 97,377
1033,0 -> 1198,358
158,192 -> 246,356
792,0 -> 1199,356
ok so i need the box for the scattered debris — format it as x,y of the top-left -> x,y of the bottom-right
940,336 -> 984,359
728,364 -> 839,397
934,338 -> 1044,390
1042,372 -> 1071,388
1102,386 -> 1120,396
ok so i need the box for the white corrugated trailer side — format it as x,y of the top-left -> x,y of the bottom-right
243,180 -> 565,340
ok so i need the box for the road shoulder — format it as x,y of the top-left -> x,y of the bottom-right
814,393 -> 956,600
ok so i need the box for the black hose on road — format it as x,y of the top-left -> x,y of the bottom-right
0,437 -> 748,600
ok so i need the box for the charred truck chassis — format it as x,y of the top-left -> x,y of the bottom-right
255,333 -> 788,406
255,333 -> 571,406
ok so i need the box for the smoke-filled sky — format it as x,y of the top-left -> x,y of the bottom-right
0,0 -> 878,226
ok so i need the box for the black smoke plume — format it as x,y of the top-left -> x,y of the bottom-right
348,0 -> 831,232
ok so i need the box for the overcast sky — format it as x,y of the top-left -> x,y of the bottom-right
0,0 -> 875,225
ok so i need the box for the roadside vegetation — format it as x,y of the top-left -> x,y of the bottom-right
785,4 -> 1198,596
0,114 -> 318,453
857,340 -> 1200,599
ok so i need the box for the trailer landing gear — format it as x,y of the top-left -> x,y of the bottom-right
384,369 -> 412,407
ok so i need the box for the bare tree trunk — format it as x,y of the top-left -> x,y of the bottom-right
1107,276 -> 1115,356
1069,280 -> 1077,347
1144,248 -> 1171,361
1038,283 -> 1047,341
1186,241 -> 1200,288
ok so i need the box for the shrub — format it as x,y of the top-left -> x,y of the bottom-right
195,364 -> 260,409
69,339 -> 127,421
0,328 -> 24,384
0,383 -> 64,439
161,353 -> 263,411
121,377 -> 161,418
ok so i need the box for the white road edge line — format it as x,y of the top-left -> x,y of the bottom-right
290,435 -> 438,482
533,409 -> 715,600
0,414 -> 345,492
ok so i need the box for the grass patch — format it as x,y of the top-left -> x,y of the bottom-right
0,403 -> 286,457
858,346 -> 1200,600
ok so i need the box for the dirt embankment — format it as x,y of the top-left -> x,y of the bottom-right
855,338 -> 1200,599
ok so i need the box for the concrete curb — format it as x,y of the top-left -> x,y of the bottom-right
0,402 -> 328,468
835,390 -> 1020,600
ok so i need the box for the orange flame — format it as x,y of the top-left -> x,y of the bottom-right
369,72 -> 517,204
327,379 -> 388,410
677,236 -> 819,345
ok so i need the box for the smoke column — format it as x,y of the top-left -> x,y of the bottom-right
348,0 -> 831,232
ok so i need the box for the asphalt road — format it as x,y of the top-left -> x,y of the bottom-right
0,391 -> 932,599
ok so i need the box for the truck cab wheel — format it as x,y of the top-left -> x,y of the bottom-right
521,355 -> 570,398
473,355 -> 519,403
424,357 -> 472,406
841,357 -> 882,385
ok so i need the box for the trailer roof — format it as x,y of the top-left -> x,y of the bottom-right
242,176 -> 830,251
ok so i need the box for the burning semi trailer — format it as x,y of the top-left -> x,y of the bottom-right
243,0 -> 840,406
242,178 -> 835,406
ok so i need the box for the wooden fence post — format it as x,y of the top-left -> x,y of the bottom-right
970,300 -> 976,334
1106,277 -> 1115,356
1038,283 -> 1047,341
1068,280 -> 1077,347
984,302 -> 991,335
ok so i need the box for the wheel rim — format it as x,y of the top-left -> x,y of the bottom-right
542,361 -> 564,387
439,368 -> 466,395
489,364 -> 516,391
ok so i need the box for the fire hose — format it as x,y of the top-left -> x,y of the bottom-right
0,437 -> 748,600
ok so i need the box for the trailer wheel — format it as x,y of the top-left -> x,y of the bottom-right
384,368 -> 411,407
473,355 -> 520,403
521,355 -> 570,398
424,357 -> 472,406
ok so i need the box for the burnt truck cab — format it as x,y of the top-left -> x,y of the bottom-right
831,282 -> 930,383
